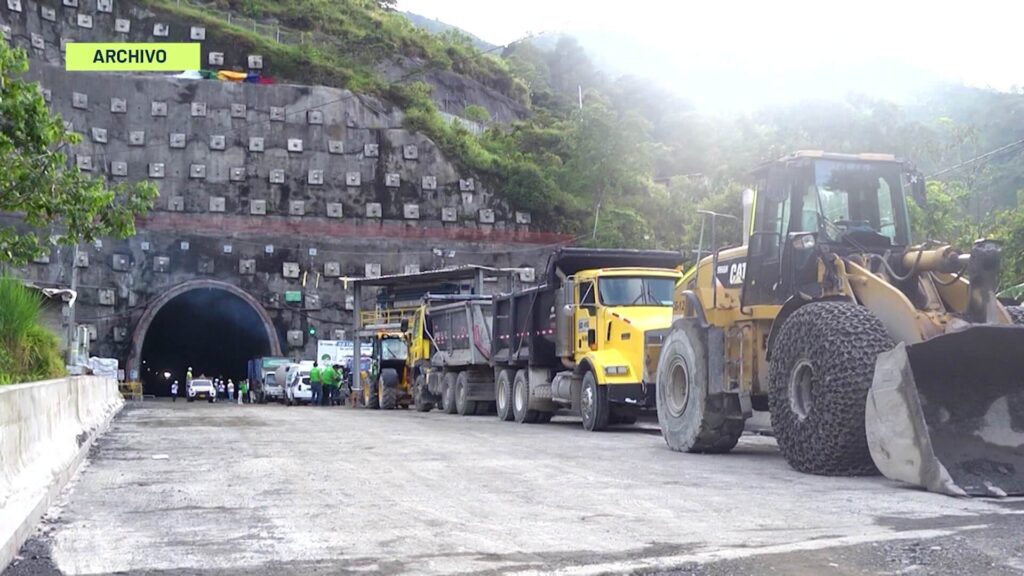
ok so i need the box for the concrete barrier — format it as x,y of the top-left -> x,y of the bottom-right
0,376 -> 122,571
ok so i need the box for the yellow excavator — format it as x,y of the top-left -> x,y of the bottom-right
646,151 -> 1024,496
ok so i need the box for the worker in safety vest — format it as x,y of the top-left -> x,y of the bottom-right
321,363 -> 337,406
309,362 -> 323,406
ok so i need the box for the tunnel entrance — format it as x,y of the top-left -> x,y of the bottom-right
135,284 -> 279,396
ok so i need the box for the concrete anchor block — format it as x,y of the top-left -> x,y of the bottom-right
198,257 -> 214,275
516,211 -> 532,224
74,252 -> 89,268
479,209 -> 495,224
153,23 -> 169,37
191,102 -> 207,117
62,0 -> 78,7
345,172 -> 361,186
460,178 -> 475,191
287,138 -> 303,153
332,329 -> 346,340
264,245 -> 274,254
366,203 -> 382,218
519,268 -> 537,283
239,259 -> 255,275
324,262 -> 341,277
248,55 -> 263,69
6,0 -> 21,13
404,263 -> 421,275
168,196 -> 184,211
114,18 -> 130,33
169,133 -> 186,148
364,143 -> 379,158
76,155 -> 93,172
180,241 -> 190,251
110,97 -> 127,113
230,103 -> 246,118
210,135 -> 226,150
287,330 -> 303,347
328,140 -> 344,154
140,241 -> 150,252
403,204 -> 420,219
306,293 -> 321,309
289,200 -> 305,216
153,256 -> 170,273
250,199 -> 267,215
422,175 -> 437,190
148,163 -> 165,179
129,130 -> 145,146
190,164 -> 206,179
111,161 -> 127,177
41,6 -> 55,21
96,0 -> 112,12
151,101 -> 167,117
77,14 -> 93,29
307,170 -> 323,185
282,262 -> 300,278
209,197 -> 225,212
190,26 -> 206,40
385,173 -> 400,188
208,52 -> 224,66
30,33 -> 43,50
365,263 -> 381,278
32,251 -> 50,264
269,169 -> 285,184
41,88 -> 51,102
345,295 -> 354,310
270,106 -> 285,122
441,207 -> 457,222
113,326 -> 128,342
326,203 -> 344,218
72,92 -> 88,109
249,137 -> 264,152
229,167 -> 245,182
403,144 -> 418,160
85,325 -> 97,341
111,254 -> 130,271
91,127 -> 107,144
307,110 -> 323,125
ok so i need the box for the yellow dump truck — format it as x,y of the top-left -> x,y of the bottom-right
646,151 -> 1024,496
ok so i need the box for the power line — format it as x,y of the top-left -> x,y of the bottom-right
927,137 -> 1024,179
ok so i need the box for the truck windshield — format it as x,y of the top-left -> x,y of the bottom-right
810,160 -> 907,244
381,338 -> 408,360
598,277 -> 675,306
264,374 -> 275,386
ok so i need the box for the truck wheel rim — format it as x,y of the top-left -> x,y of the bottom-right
667,361 -> 690,417
581,384 -> 594,421
515,381 -> 525,412
789,359 -> 814,421
498,379 -> 507,409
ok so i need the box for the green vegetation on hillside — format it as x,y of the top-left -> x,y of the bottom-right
0,275 -> 64,385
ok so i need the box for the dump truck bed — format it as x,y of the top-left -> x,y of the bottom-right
429,300 -> 493,368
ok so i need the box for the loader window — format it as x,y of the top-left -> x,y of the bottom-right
813,160 -> 907,244
380,338 -> 408,361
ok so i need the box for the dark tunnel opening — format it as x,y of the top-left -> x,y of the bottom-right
140,288 -> 273,396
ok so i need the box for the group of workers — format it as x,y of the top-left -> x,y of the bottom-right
172,367 -> 252,404
308,361 -> 346,406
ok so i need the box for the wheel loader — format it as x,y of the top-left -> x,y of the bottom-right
646,150 -> 1024,497
359,330 -> 412,410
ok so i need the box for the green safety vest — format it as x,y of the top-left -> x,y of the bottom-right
309,367 -> 322,383
321,367 -> 337,387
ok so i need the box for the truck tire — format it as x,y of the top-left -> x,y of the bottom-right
455,371 -> 478,416
1006,305 -> 1024,324
580,371 -> 610,431
441,372 -> 458,414
769,301 -> 893,476
496,369 -> 515,421
656,321 -> 744,453
413,374 -> 433,412
364,381 -> 380,409
611,408 -> 639,426
380,369 -> 398,410
513,369 -> 543,424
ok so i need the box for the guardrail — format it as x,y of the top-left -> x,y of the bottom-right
359,307 -> 419,329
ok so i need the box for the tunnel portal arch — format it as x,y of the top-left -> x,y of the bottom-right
126,280 -> 282,382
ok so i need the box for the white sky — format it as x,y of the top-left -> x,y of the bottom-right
397,0 -> 1024,111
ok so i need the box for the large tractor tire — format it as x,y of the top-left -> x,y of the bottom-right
363,380 -> 380,409
580,371 -> 609,432
768,301 -> 893,476
413,374 -> 433,412
441,372 -> 458,414
495,369 -> 516,421
512,369 -> 543,424
656,321 -> 743,453
1006,305 -> 1024,325
455,371 -> 478,416
380,369 -> 399,410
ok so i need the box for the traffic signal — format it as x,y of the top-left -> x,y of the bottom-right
308,325 -> 317,337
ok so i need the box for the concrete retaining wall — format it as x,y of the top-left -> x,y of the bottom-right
0,376 -> 122,571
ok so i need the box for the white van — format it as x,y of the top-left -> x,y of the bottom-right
283,361 -> 315,406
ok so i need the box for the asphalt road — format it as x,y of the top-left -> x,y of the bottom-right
5,400 -> 1024,575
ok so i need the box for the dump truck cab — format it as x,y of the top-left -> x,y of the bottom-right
651,150 -> 1024,496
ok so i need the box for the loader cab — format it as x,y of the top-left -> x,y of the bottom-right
742,152 -> 914,306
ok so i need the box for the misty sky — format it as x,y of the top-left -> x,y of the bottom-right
397,0 -> 1024,111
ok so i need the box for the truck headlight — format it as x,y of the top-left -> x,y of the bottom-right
604,365 -> 628,376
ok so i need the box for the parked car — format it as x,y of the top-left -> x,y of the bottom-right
187,378 -> 217,403
284,361 -> 315,406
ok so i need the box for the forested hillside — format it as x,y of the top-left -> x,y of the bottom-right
158,1 -> 1024,285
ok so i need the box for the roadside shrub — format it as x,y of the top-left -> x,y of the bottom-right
0,275 -> 65,384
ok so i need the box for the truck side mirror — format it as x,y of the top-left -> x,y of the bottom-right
400,318 -> 409,332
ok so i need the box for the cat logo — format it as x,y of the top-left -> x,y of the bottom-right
729,262 -> 746,285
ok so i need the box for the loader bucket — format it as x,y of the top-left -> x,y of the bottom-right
866,326 -> 1024,497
